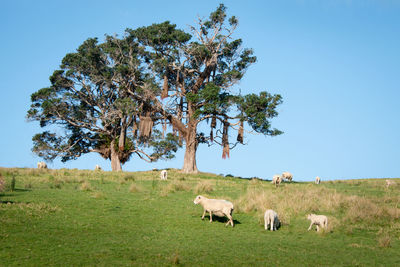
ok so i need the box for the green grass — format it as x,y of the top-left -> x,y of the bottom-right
0,167 -> 399,266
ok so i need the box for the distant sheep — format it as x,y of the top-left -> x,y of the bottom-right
264,209 -> 280,231
193,195 -> 234,227
315,176 -> 321,184
386,179 -> 396,188
160,170 -> 168,180
307,214 -> 328,232
95,165 -> 102,171
37,162 -> 47,169
272,174 -> 282,187
282,172 -> 293,182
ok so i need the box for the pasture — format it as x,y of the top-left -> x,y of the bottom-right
0,168 -> 399,266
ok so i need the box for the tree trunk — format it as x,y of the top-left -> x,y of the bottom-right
182,122 -> 198,173
110,140 -> 122,171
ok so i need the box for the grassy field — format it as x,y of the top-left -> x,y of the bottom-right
0,167 -> 399,266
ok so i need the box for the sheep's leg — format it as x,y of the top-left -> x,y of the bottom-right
209,211 -> 213,222
316,225 -> 320,232
308,222 -> 313,231
201,210 -> 206,220
265,221 -> 268,230
226,213 -> 233,227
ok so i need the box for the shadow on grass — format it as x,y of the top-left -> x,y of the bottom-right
203,216 -> 241,225
14,188 -> 31,192
0,200 -> 30,205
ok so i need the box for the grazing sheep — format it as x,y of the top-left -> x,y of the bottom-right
272,174 -> 282,187
307,214 -> 328,232
264,209 -> 280,231
386,179 -> 396,188
160,170 -> 168,180
193,195 -> 234,227
37,162 -> 47,169
315,176 -> 321,184
95,165 -> 102,171
282,171 -> 293,182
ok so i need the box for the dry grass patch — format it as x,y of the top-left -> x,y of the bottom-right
129,183 -> 143,193
80,181 -> 92,191
236,185 -> 400,230
377,229 -> 392,248
194,180 -> 214,194
92,191 -> 106,199
160,181 -> 191,196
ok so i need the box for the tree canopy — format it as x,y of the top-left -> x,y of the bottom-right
27,37 -> 180,171
27,4 -> 283,172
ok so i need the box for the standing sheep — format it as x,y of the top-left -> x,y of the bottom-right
385,179 -> 396,188
95,165 -> 102,171
307,214 -> 328,232
272,174 -> 282,187
315,176 -> 321,184
37,162 -> 47,169
193,195 -> 234,227
264,209 -> 280,231
160,170 -> 168,180
282,171 -> 293,182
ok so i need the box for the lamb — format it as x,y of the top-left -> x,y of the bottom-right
95,165 -> 102,171
282,171 -> 293,182
307,214 -> 328,232
385,179 -> 396,188
37,162 -> 47,169
315,176 -> 321,184
272,174 -> 282,187
193,195 -> 234,227
264,209 -> 280,231
160,170 -> 168,180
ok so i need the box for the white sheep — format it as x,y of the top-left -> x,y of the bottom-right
160,170 -> 168,180
315,176 -> 321,184
282,171 -> 293,182
37,162 -> 47,169
193,195 -> 234,227
307,214 -> 328,232
95,165 -> 102,171
264,209 -> 280,231
272,174 -> 282,187
385,179 -> 396,188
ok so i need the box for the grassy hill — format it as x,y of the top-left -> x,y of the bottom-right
0,167 -> 399,266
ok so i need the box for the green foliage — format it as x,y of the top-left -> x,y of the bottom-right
27,4 -> 283,172
238,92 -> 284,135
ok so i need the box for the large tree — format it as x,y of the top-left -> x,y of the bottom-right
125,4 -> 283,173
27,37 -> 179,171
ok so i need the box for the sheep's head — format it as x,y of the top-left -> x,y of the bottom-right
193,195 -> 203,204
307,214 -> 312,220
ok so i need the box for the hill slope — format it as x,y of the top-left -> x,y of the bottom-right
0,168 -> 399,266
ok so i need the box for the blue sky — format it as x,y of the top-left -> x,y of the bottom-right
1,0 -> 399,181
